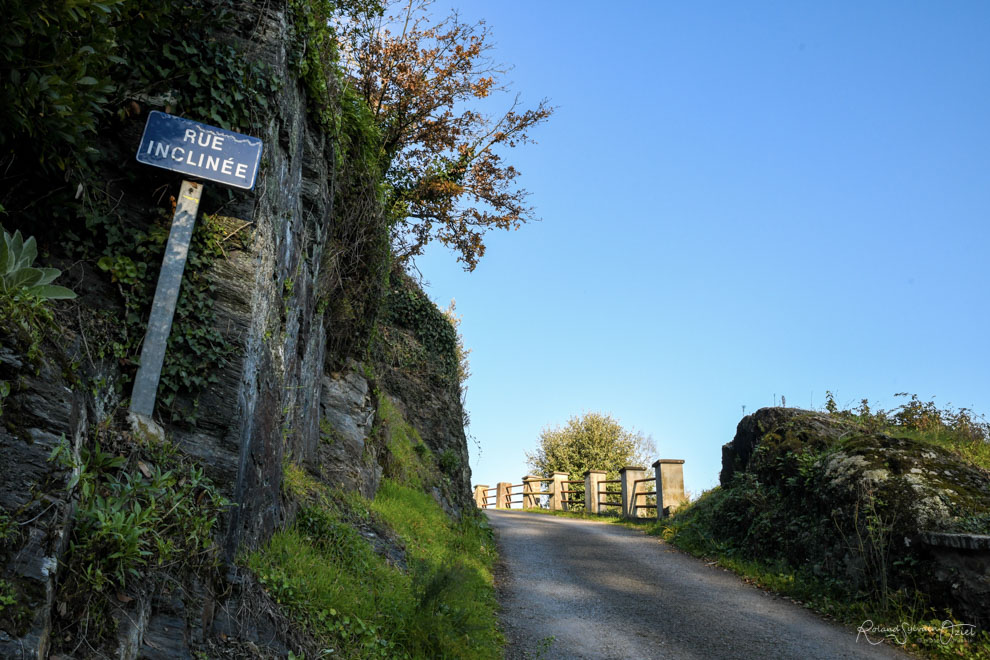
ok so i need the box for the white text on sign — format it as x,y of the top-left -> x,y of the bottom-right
142,127 -> 250,180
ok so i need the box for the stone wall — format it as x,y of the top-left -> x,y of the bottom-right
917,533 -> 990,630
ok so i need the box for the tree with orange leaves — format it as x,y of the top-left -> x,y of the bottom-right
338,0 -> 554,270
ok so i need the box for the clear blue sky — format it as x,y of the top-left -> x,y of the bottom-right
413,1 -> 990,496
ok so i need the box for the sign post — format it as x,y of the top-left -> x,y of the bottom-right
129,180 -> 202,418
129,111 -> 263,434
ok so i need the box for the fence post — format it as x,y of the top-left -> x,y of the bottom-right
473,485 -> 489,509
496,482 -> 512,509
619,466 -> 646,519
654,459 -> 687,517
584,470 -> 606,514
549,472 -> 568,511
522,475 -> 541,509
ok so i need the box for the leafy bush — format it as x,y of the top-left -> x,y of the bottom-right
379,272 -> 460,387
0,579 -> 15,612
0,224 -> 76,364
0,0 -> 121,175
439,448 -> 460,474
845,393 -> 990,469
526,412 -> 656,512
1,0 -> 272,179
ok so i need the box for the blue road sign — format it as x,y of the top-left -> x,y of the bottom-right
136,111 -> 263,190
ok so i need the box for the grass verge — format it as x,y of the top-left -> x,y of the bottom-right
245,471 -> 501,659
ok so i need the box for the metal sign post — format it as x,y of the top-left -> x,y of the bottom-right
129,111 -> 263,432
129,180 -> 202,418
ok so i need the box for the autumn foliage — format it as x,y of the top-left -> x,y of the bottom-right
338,0 -> 553,270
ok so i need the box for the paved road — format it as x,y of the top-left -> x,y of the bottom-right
487,511 -> 909,660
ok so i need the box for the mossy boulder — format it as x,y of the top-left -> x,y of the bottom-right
720,407 -> 856,485
721,407 -> 990,535
716,407 -> 990,626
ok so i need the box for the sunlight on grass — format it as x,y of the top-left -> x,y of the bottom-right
246,478 -> 501,658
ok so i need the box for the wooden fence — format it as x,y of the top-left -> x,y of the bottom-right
474,460 -> 687,520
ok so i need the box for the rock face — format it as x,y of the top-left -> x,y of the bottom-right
376,274 -> 474,515
719,407 -> 990,628
317,365 -> 381,498
918,532 -> 990,628
380,368 -> 472,515
0,343 -> 92,658
720,407 -> 854,485
0,2 -> 472,657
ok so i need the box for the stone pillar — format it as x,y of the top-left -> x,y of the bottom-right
619,466 -> 647,519
522,475 -> 541,509
584,470 -> 606,514
549,471 -> 568,511
473,485 -> 489,509
654,459 -> 687,517
496,482 -> 512,509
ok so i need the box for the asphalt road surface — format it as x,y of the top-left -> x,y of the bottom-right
487,510 -> 909,659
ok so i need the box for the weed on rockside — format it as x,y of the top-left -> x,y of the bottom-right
48,425 -> 229,652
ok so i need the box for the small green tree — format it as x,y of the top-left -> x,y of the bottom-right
526,412 -> 656,479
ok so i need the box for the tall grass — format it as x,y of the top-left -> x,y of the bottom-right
832,393 -> 990,470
